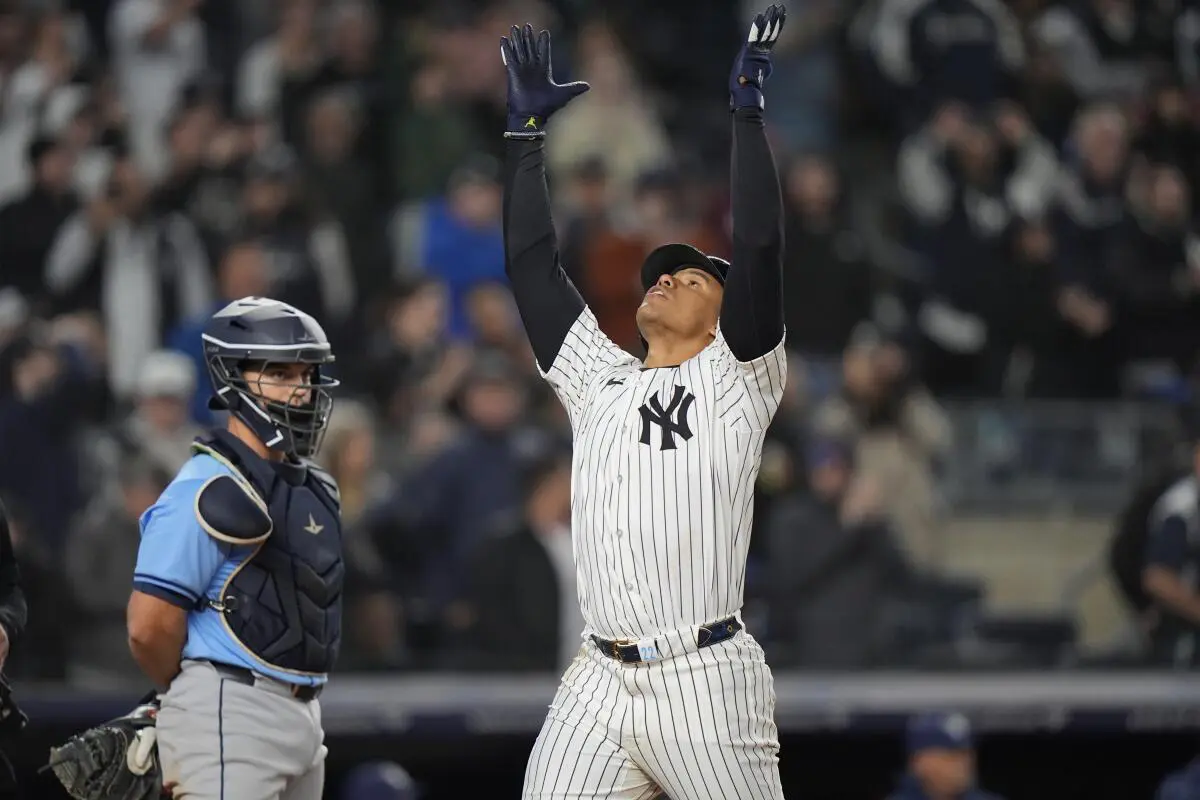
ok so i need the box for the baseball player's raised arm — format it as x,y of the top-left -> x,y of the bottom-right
500,25 -> 631,420
710,6 -> 789,429
720,105 -> 785,363
502,138 -> 586,372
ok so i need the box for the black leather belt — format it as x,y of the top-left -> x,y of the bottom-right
205,661 -> 323,702
591,616 -> 743,663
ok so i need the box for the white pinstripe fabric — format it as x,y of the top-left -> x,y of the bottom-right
523,308 -> 787,799
522,634 -> 783,799
541,308 -> 787,641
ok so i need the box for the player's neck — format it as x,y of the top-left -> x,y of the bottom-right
642,334 -> 712,369
227,417 -> 285,462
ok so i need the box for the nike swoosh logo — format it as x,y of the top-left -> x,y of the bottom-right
606,378 -> 625,386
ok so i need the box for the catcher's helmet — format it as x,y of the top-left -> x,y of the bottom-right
201,296 -> 338,459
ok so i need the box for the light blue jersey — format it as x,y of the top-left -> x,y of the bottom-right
132,454 -> 326,687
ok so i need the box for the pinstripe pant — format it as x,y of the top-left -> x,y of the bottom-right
522,631 -> 784,800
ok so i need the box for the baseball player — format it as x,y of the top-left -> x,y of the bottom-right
500,7 -> 789,799
120,297 -> 344,799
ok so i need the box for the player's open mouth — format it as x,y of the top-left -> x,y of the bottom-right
646,288 -> 667,300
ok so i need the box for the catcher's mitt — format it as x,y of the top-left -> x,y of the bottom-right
43,695 -> 164,800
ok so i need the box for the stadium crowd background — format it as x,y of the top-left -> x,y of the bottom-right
2,0 -> 1200,793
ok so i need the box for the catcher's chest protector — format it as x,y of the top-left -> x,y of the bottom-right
193,429 -> 345,676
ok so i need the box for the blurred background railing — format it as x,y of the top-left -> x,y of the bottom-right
940,401 -> 1180,516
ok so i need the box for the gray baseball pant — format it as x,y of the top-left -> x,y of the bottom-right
156,659 -> 326,800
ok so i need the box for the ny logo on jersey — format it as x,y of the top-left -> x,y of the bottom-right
638,385 -> 696,451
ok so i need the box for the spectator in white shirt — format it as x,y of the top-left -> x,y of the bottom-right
108,0 -> 205,182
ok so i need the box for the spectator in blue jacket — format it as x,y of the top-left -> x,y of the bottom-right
390,154 -> 506,340
887,712 -> 1006,800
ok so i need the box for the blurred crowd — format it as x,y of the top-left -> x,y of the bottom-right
1,0 -> 1200,686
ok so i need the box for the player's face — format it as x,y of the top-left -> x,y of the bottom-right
243,362 -> 316,407
636,268 -> 722,341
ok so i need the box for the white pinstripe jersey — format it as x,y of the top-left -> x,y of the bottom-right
541,307 -> 787,641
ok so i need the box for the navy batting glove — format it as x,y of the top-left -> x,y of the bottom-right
501,23 -> 589,140
730,4 -> 787,111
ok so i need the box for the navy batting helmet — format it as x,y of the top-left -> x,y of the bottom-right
201,296 -> 339,459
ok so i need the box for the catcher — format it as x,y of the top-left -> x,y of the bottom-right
49,297 -> 343,799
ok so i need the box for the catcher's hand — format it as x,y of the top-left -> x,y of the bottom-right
500,23 -> 589,140
730,3 -> 788,110
44,698 -> 165,800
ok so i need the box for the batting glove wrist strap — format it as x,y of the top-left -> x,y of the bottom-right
501,24 -> 588,138
504,114 -> 548,139
730,4 -> 787,111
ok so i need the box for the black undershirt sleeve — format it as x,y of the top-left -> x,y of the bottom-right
720,107 -> 785,362
502,139 -> 587,373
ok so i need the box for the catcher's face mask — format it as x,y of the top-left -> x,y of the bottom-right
214,357 -> 337,459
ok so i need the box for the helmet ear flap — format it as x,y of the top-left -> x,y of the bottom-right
205,354 -> 282,447
206,355 -> 246,408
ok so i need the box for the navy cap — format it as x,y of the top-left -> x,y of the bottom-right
907,712 -> 974,754
640,243 -> 729,292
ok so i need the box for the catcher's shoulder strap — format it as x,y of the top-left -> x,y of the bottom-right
190,431 -> 264,497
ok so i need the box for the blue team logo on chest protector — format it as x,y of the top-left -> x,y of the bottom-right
194,429 -> 344,676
